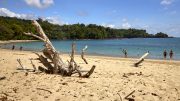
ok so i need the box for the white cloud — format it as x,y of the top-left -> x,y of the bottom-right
121,18 -> 131,29
117,18 -> 180,37
138,24 -> 180,37
162,24 -> 180,37
102,23 -> 115,28
0,8 -> 64,25
45,16 -> 64,25
122,22 -> 131,29
160,0 -> 174,5
24,0 -> 54,9
0,8 -> 35,20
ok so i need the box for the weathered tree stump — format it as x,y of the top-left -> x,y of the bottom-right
23,20 -> 96,78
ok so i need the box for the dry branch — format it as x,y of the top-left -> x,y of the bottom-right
117,93 -> 122,101
17,59 -> 27,71
23,20 -> 95,77
30,58 -> 36,71
36,88 -> 52,94
82,65 -> 96,78
124,90 -> 135,101
0,76 -> 6,80
17,59 -> 24,69
17,59 -> 29,76
134,52 -> 149,67
81,45 -> 88,64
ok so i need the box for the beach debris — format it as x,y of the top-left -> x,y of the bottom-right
117,93 -> 123,101
123,72 -> 142,78
23,20 -> 95,78
124,90 -> 135,101
30,58 -> 37,71
134,52 -> 149,67
76,81 -> 87,84
36,88 -> 52,94
151,93 -> 158,96
61,82 -> 68,85
0,95 -> 7,101
81,45 -> 88,64
0,76 -> 6,80
12,87 -> 18,93
0,93 -> 9,101
151,92 -> 162,99
175,88 -> 180,100
17,59 -> 35,72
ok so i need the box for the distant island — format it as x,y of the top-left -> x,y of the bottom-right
0,16 -> 170,40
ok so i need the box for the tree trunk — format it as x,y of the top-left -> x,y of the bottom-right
23,20 -> 95,78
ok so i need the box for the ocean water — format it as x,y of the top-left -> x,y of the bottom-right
2,38 -> 180,60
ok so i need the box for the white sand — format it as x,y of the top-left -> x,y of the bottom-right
0,49 -> 180,101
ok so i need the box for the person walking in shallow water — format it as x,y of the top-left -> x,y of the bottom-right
169,49 -> 174,59
163,50 -> 167,59
122,49 -> 127,58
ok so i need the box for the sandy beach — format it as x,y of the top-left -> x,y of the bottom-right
0,40 -> 39,44
0,48 -> 180,101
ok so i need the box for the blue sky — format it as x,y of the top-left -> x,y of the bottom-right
0,0 -> 180,37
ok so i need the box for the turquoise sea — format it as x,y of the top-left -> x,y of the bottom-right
1,38 -> 180,60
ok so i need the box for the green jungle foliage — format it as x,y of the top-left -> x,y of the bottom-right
0,16 -> 169,40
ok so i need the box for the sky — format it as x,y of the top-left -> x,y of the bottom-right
0,0 -> 180,37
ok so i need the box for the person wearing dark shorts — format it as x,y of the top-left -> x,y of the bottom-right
12,44 -> 15,50
163,50 -> 167,59
169,49 -> 173,59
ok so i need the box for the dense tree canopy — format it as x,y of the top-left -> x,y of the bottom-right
155,32 -> 169,38
0,16 -> 169,40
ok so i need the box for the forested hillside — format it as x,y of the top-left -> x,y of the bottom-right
0,16 -> 169,40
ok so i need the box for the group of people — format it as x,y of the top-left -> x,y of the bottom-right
12,44 -> 23,51
122,49 -> 174,60
12,45 -> 175,60
163,49 -> 174,59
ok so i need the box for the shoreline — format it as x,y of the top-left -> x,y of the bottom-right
0,48 -> 179,64
0,40 -> 39,44
1,47 -> 180,61
0,39 -> 179,61
0,47 -> 179,62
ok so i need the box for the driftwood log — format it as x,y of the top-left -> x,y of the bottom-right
134,52 -> 149,67
23,20 -> 95,78
81,45 -> 88,64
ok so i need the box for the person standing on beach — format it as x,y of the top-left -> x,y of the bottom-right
169,49 -> 174,59
20,46 -> 23,51
163,50 -> 167,59
12,44 -> 15,50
